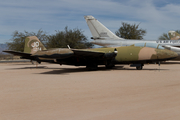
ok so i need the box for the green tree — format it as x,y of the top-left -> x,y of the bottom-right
115,22 -> 146,39
7,29 -> 48,52
158,33 -> 170,40
46,26 -> 93,49
158,30 -> 180,40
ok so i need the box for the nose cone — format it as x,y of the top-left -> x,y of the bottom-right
156,49 -> 178,60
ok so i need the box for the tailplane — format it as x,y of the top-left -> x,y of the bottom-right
84,15 -> 123,40
168,31 -> 180,40
24,36 -> 47,54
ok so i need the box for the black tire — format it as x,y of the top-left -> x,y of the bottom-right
136,66 -> 143,70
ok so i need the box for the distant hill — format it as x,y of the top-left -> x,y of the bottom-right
0,44 -> 8,54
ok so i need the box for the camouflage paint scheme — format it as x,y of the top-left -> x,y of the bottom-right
73,46 -> 177,63
3,36 -> 178,70
168,31 -> 180,40
24,36 -> 47,54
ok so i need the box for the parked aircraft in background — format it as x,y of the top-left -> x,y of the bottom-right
3,36 -> 177,70
168,31 -> 180,40
84,16 -> 180,47
84,15 -> 180,60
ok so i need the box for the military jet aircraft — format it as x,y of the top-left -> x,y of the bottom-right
3,36 -> 178,70
168,31 -> 180,40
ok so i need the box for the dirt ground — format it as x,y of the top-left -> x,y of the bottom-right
0,62 -> 180,120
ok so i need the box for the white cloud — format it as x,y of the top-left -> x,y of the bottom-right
0,0 -> 180,43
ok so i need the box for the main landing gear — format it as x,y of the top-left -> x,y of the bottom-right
130,64 -> 144,70
136,65 -> 143,70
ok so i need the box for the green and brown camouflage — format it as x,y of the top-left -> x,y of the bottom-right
3,36 -> 178,70
168,31 -> 180,40
24,36 -> 47,54
71,46 -> 177,63
32,42 -> 177,69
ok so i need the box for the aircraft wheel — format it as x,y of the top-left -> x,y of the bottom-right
136,66 -> 143,70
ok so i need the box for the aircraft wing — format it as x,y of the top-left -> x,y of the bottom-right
163,45 -> 180,52
72,49 -> 105,57
72,49 -> 117,59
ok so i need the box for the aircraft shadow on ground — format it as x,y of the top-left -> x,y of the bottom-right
39,66 -> 168,75
7,65 -> 168,74
161,61 -> 180,64
7,66 -> 49,70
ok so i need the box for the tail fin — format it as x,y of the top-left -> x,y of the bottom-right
84,15 -> 123,40
24,36 -> 47,54
168,31 -> 180,40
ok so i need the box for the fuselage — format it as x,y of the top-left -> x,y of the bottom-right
32,46 -> 178,66
91,39 -> 180,48
90,46 -> 177,63
92,39 -> 180,60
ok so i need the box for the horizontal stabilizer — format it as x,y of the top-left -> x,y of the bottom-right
3,50 -> 31,56
3,50 -> 35,60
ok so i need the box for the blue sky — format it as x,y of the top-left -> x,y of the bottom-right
1,0 -> 180,44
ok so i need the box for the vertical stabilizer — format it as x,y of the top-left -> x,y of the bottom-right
24,36 -> 47,54
168,31 -> 180,40
84,15 -> 123,40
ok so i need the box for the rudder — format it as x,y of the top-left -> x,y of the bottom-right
84,15 -> 123,40
24,36 -> 47,54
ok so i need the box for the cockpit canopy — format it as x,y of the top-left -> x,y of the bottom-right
133,43 -> 164,49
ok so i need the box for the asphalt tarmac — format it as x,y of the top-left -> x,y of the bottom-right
1,62 -> 180,120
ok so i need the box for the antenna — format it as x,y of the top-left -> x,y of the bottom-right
67,45 -> 71,49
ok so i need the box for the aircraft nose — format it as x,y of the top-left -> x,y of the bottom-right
156,49 -> 178,60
